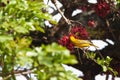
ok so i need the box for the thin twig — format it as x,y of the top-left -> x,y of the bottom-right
51,0 -> 71,25
3,70 -> 34,80
70,20 -> 86,26
106,19 -> 117,41
51,6 -> 64,16
95,49 -> 104,59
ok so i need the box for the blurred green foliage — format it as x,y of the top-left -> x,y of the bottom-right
0,0 -> 78,80
116,0 -> 120,8
86,52 -> 117,76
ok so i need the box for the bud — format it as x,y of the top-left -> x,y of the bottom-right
88,20 -> 95,27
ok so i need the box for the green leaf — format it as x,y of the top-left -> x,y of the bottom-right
1,0 -> 8,4
103,65 -> 107,72
0,35 -> 13,42
50,77 -> 57,80
35,25 -> 45,33
62,55 -> 78,64
14,26 -> 29,34
0,0 -> 78,79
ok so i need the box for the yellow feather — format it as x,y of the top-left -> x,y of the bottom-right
70,35 -> 98,48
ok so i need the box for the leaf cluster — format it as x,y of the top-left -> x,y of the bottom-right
0,0 -> 78,80
86,52 -> 117,76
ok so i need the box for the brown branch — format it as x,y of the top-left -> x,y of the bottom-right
106,19 -> 117,41
51,0 -> 71,25
51,6 -> 64,16
76,48 -> 83,64
3,69 -> 34,80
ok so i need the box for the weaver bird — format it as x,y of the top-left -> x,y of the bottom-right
70,35 -> 98,48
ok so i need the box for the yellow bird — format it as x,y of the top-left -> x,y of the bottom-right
70,35 -> 98,48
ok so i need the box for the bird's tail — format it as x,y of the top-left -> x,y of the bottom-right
91,44 -> 99,48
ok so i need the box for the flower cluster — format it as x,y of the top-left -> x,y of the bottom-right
70,26 -> 89,39
58,26 -> 89,51
58,35 -> 74,51
94,1 -> 110,18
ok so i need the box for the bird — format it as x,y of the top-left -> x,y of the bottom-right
70,35 -> 98,48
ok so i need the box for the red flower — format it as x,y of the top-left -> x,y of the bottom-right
58,26 -> 89,51
70,26 -> 89,39
94,1 -> 110,18
88,20 -> 95,27
58,35 -> 74,51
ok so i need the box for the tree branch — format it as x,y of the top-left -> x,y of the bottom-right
0,69 -> 34,80
51,0 -> 71,25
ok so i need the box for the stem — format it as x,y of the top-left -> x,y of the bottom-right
2,55 -> 7,79
11,53 -> 16,80
105,74 -> 109,80
77,48 -> 83,64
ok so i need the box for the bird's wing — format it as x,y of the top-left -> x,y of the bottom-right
76,39 -> 91,44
